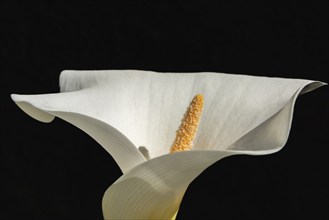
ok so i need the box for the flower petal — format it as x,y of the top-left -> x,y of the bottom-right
102,150 -> 235,219
227,82 -> 324,152
11,70 -> 325,219
59,70 -> 324,158
11,93 -> 146,173
11,70 -> 325,161
101,79 -> 324,219
193,78 -> 324,152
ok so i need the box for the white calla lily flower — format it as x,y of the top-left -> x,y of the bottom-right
11,70 -> 325,219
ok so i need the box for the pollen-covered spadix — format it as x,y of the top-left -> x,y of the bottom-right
11,70 -> 325,219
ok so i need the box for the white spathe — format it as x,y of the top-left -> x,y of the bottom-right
11,70 -> 324,219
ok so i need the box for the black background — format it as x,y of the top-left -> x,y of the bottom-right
1,1 -> 328,220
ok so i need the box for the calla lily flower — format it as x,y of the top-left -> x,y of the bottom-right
11,70 -> 325,219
